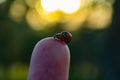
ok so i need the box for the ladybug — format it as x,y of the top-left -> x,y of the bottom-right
54,31 -> 72,43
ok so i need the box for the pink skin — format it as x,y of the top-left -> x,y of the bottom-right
28,37 -> 70,80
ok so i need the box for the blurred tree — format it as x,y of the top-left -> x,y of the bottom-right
100,0 -> 120,80
0,1 -> 37,80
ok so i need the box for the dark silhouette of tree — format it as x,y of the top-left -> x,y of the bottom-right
101,0 -> 120,80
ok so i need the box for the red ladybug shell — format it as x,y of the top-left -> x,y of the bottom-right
54,31 -> 72,43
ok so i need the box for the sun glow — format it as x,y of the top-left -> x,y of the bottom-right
41,0 -> 81,14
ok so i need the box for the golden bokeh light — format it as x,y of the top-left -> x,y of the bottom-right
26,9 -> 47,31
41,0 -> 58,12
36,1 -> 60,23
0,0 -> 6,4
8,0 -> 114,31
63,9 -> 88,31
25,0 -> 37,8
9,0 -> 27,22
59,0 -> 81,14
41,0 -> 81,14
86,4 -> 113,29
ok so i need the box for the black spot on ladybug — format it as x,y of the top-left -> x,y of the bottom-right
54,31 -> 72,43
